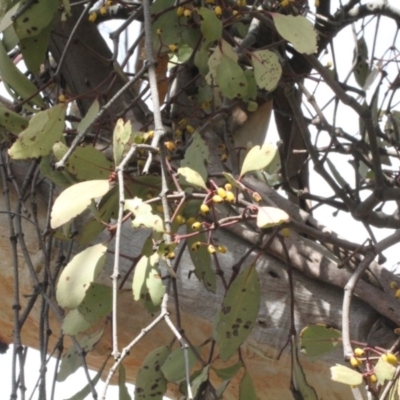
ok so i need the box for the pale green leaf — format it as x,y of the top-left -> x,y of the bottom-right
132,254 -> 165,313
77,99 -> 100,135
272,14 -> 318,55
161,347 -> 199,382
125,197 -> 165,233
0,105 -> 28,134
77,283 -> 112,324
216,55 -> 248,99
56,243 -> 107,309
213,362 -> 242,380
251,49 -> 282,92
244,69 -> 257,101
199,7 -> 222,42
217,265 -> 260,361
240,143 -> 278,177
118,365 -> 132,400
40,155 -> 72,188
206,40 -> 237,85
330,364 -> 363,386
0,3 -> 19,34
51,180 -> 110,229
178,166 -> 207,190
353,37 -> 369,87
135,346 -> 170,400
239,372 -> 257,399
62,309 -> 92,336
222,172 -> 246,191
113,118 -> 132,166
300,324 -> 341,359
375,355 -> 396,385
256,206 -> 289,228
57,329 -> 104,382
53,142 -> 113,181
191,366 -> 210,398
8,104 -> 66,159
13,0 -> 58,40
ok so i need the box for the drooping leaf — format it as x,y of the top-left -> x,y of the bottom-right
239,371 -> 257,399
186,227 -> 216,293
132,254 -> 165,313
77,99 -> 100,134
330,364 -> 363,386
8,104 -> 66,159
51,180 -> 110,229
216,55 -> 248,99
240,143 -> 278,177
213,362 -> 242,380
125,197 -> 165,233
77,283 -> 112,324
199,7 -> 222,42
243,69 -> 257,101
0,105 -> 28,134
56,243 -> 107,309
353,36 -> 369,88
135,346 -> 170,400
375,355 -> 396,385
256,206 -> 290,229
113,118 -> 132,166
251,49 -> 282,92
118,364 -> 132,400
53,142 -> 113,181
62,309 -> 92,336
0,3 -> 20,34
13,0 -> 58,40
191,366 -> 210,398
161,347 -> 199,382
216,265 -> 260,361
272,14 -> 318,55
57,329 -> 104,382
178,166 -> 207,190
300,324 -> 341,359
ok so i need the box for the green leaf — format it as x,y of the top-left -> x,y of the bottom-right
40,155 -> 72,188
206,40 -> 237,85
19,23 -> 52,73
0,3 -> 20,34
222,172 -> 246,191
125,197 -> 165,233
251,49 -> 282,92
256,206 -> 289,229
62,309 -> 91,336
113,118 -> 132,166
132,254 -> 165,313
57,329 -> 104,382
239,371 -> 257,399
272,14 -> 317,55
8,104 -> 66,159
64,356 -> 108,400
216,265 -> 260,361
213,362 -> 242,380
353,36 -> 369,88
0,40 -> 45,107
178,166 -> 207,190
300,324 -> 341,359
243,69 -> 257,101
330,364 -> 363,386
118,365 -> 132,400
161,347 -> 199,382
77,283 -> 112,324
180,132 -> 209,183
56,243 -> 107,309
77,99 -> 100,134
199,7 -> 222,42
191,366 -> 210,398
53,142 -> 113,181
50,179 -> 110,229
375,355 -> 396,385
216,55 -> 248,100
135,346 -> 170,400
186,227 -> 216,293
240,143 -> 278,177
0,105 -> 28,134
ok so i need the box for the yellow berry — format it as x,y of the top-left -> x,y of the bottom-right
191,241 -> 201,251
186,125 -> 195,134
214,5 -> 222,17
252,192 -> 262,202
395,289 -> 400,298
369,374 -> 377,383
58,94 -> 66,103
156,205 -> 164,213
385,353 -> 398,365
186,217 -> 196,226
390,281 -> 398,289
146,192 -> 154,199
217,144 -> 226,151
220,153 -> 228,162
175,215 -> 185,225
232,9 -> 240,19
224,183 -> 232,191
165,141 -> 176,152
395,328 -> 400,335
156,28 -> 162,35
217,187 -> 227,199
174,129 -> 183,138
212,195 -> 224,203
207,244 -> 216,254
200,204 -> 210,215
354,348 -> 365,357
225,191 -> 235,203
99,6 -> 107,15
281,228 -> 290,238
105,0 -> 113,6
168,44 -> 178,53
350,356 -> 361,368
201,101 -> 210,110
183,9 -> 192,18
191,221 -> 202,230
217,245 -> 227,254
166,251 -> 175,259
176,6 -> 184,17
88,12 -> 97,22
178,118 -> 187,127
